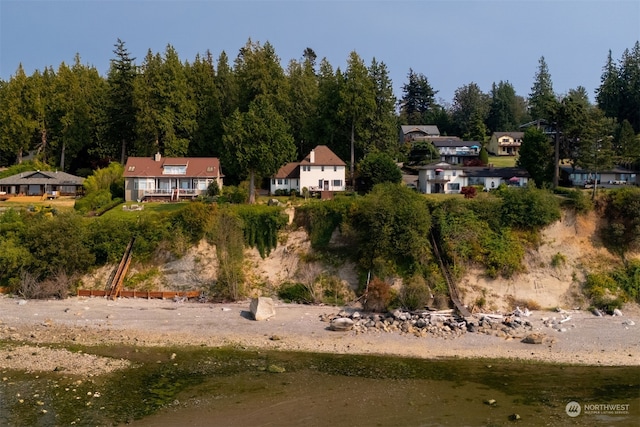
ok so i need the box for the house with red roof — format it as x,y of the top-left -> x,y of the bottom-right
123,153 -> 223,202
271,145 -> 346,195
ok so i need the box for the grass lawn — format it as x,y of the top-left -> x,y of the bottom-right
487,155 -> 517,167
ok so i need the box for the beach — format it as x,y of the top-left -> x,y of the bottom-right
0,295 -> 638,376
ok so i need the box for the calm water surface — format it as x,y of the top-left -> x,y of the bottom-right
0,346 -> 638,426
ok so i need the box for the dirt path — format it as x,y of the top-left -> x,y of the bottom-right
1,295 -> 638,377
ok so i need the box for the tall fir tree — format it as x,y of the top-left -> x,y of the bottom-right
367,58 -> 398,156
186,51 -> 223,157
528,56 -> 557,122
399,69 -> 437,125
106,39 -> 137,164
339,51 -> 376,186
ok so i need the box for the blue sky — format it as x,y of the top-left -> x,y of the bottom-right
1,0 -> 638,104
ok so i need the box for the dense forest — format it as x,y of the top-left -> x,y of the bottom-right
1,39 -> 639,187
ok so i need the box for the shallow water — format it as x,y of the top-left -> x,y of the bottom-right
0,346 -> 638,426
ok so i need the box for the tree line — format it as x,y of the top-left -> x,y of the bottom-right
0,39 -> 639,187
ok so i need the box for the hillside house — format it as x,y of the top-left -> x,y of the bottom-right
400,125 -> 440,144
560,165 -> 637,187
431,137 -> 482,165
0,170 -> 85,197
123,153 -> 223,202
271,145 -> 346,195
418,162 -> 529,194
487,132 -> 524,156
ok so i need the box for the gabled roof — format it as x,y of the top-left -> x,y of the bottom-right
299,145 -> 346,166
273,162 -> 300,179
401,125 -> 440,136
123,154 -> 222,178
0,170 -> 85,186
492,132 -> 524,139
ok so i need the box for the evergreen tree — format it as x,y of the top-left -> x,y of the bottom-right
284,52 -> 319,159
0,65 -> 38,164
339,51 -> 376,187
186,51 -> 223,157
106,39 -> 137,164
451,82 -> 489,139
133,45 -> 196,157
614,119 -> 639,170
399,68 -> 437,124
618,42 -> 640,132
517,126 -> 554,187
215,51 -> 239,118
50,55 -> 107,171
234,39 -> 287,114
528,56 -> 557,122
487,81 -> 524,132
367,58 -> 398,156
312,58 -> 343,156
596,50 -> 620,120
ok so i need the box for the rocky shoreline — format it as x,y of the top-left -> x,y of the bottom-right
0,296 -> 639,376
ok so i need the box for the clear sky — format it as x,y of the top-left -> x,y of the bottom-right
1,0 -> 638,104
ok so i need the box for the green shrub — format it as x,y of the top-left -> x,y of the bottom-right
584,272 -> 627,313
294,198 -> 353,249
399,274 -> 432,311
554,187 -> 592,213
551,252 -> 567,268
278,282 -> 313,303
498,186 -> 561,229
171,201 -> 215,243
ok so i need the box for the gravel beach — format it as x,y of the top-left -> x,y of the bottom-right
0,295 -> 638,377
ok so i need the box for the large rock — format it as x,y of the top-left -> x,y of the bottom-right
521,333 -> 545,344
250,297 -> 276,321
329,317 -> 354,331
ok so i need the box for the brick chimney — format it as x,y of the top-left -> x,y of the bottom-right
154,152 -> 161,162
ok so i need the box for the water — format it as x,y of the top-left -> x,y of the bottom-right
0,346 -> 638,426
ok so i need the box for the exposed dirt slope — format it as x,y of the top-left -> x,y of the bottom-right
81,210 -> 627,313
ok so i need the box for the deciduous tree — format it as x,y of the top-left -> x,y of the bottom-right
222,97 -> 296,203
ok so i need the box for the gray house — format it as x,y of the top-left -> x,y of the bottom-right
0,170 -> 85,197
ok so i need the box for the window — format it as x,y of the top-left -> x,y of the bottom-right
332,179 -> 342,187
196,179 -> 208,190
272,179 -> 276,185
452,170 -> 457,176
163,165 -> 187,175
334,166 -> 337,171
284,179 -> 288,185
321,166 -> 325,171
448,183 -> 460,191
278,179 -> 283,185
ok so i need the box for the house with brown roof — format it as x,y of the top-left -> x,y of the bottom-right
271,145 -> 346,194
0,170 -> 84,197
123,153 -> 223,202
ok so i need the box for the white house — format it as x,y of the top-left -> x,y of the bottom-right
418,162 -> 530,194
418,162 -> 466,194
271,145 -> 346,194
